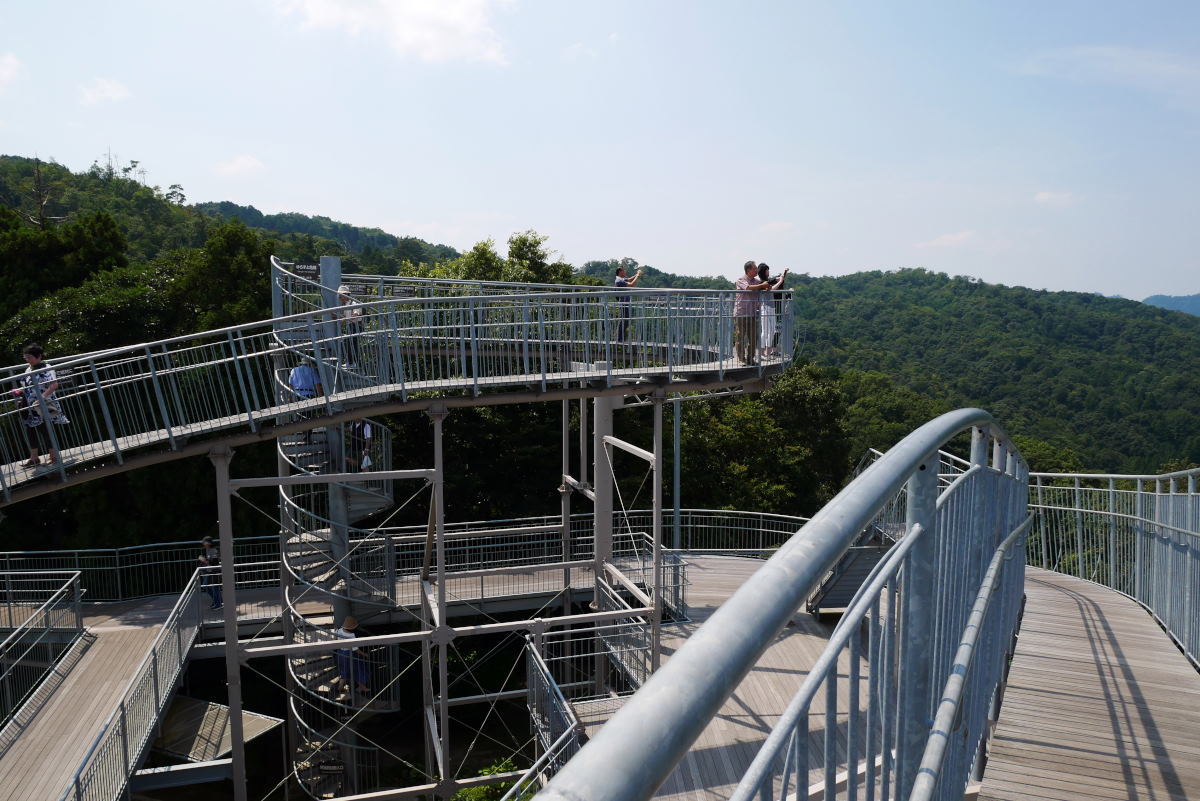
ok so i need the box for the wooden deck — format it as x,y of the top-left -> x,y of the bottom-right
0,590 -> 325,801
980,567 -> 1200,801
574,556 -> 855,800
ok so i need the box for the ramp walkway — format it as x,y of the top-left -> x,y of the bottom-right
0,588 -> 322,801
980,567 -> 1200,801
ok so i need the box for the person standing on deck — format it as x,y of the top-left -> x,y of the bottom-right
757,263 -> 788,358
614,265 -> 643,343
734,261 -> 772,364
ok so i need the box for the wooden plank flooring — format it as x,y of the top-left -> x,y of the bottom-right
980,567 -> 1200,801
574,556 -> 856,800
0,593 -> 314,801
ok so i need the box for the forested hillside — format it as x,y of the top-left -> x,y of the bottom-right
0,154 -> 1195,552
792,269 -> 1200,472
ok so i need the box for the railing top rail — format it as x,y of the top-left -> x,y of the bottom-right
63,567 -> 203,792
278,257 -> 737,296
1031,467 -> 1200,482
2,266 -> 763,378
0,572 -> 80,653
537,408 -> 1008,801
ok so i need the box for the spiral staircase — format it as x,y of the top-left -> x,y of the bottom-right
274,358 -> 411,798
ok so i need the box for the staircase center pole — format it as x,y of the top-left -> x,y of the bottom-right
210,446 -> 249,801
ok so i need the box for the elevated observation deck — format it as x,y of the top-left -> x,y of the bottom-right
0,261 -> 794,507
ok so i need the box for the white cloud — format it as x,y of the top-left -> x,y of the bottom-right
756,221 -> 795,235
79,77 -> 131,106
915,230 -> 975,249
272,0 -> 510,64
0,53 -> 19,93
1033,191 -> 1076,208
1020,46 -> 1200,109
563,42 -> 597,63
215,155 -> 266,175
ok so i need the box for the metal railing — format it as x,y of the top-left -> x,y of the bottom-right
61,568 -> 204,801
0,537 -> 279,602
536,410 -> 1029,801
60,560 -> 284,801
0,261 -> 791,501
0,571 -> 84,730
1028,467 -> 1200,668
0,509 -> 796,610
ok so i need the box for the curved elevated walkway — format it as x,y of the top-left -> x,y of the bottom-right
981,567 -> 1200,801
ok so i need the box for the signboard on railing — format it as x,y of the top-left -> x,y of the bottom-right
293,263 -> 320,281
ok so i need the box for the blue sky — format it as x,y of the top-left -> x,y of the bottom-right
1,1 -> 1197,298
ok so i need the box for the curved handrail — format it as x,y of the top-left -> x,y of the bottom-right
1027,469 -> 1200,668
1,262 -> 792,504
536,409 -> 1019,801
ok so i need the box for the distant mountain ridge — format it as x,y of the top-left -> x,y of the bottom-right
1143,293 -> 1200,317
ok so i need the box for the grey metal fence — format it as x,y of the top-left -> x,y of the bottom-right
1029,468 -> 1200,668
0,571 -> 84,730
0,537 -> 279,602
60,560 -> 283,801
0,260 -> 792,500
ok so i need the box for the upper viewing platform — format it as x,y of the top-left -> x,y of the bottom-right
0,256 -> 793,506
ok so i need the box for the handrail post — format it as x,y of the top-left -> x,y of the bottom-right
1107,479 -> 1118,589
897,450 -> 938,801
88,358 -> 124,465
1135,479 -> 1145,603
1073,477 -> 1085,579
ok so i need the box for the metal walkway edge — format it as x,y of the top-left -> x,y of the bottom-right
980,567 -> 1200,801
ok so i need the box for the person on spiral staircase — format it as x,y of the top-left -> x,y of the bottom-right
332,616 -> 371,700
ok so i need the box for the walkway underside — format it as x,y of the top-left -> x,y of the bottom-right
981,568 -> 1200,801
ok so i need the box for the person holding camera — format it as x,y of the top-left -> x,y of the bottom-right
614,265 -> 643,343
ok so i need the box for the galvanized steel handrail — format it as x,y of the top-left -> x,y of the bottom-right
60,560 -> 282,801
727,458 -> 1029,801
536,409 -> 1016,801
1028,469 -> 1200,668
0,571 -> 84,728
1,263 -> 793,502
909,513 -> 1034,801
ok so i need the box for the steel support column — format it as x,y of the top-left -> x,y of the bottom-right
209,447 -> 248,801
651,394 -> 664,670
591,381 -> 615,693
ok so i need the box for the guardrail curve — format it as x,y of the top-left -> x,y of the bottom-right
0,258 -> 793,507
537,409 -> 1029,801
